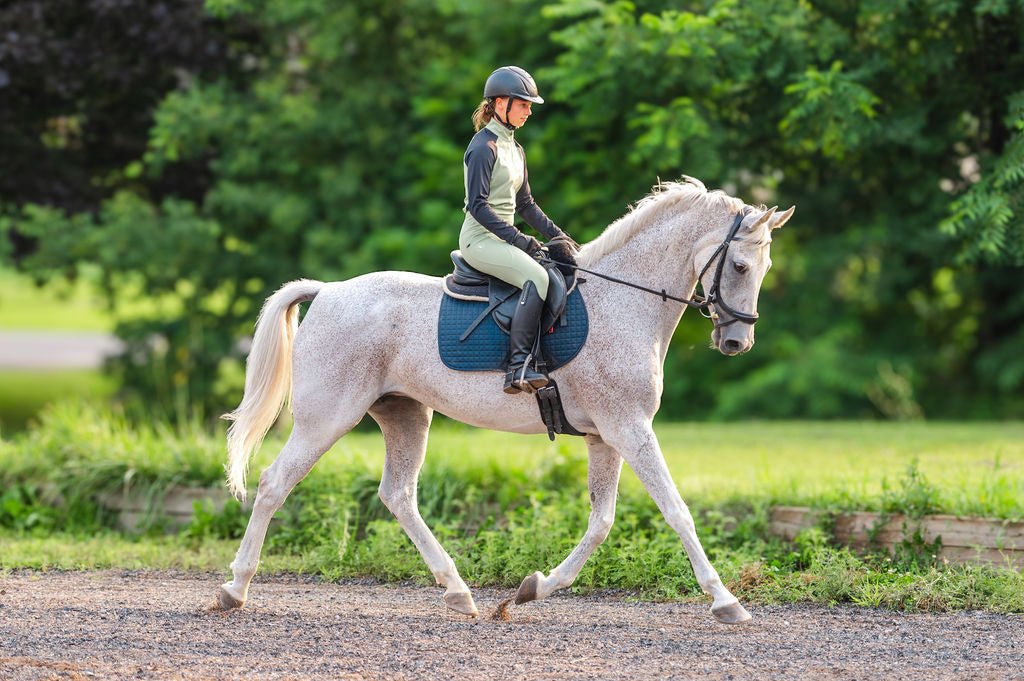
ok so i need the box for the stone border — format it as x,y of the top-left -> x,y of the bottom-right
98,486 -> 229,532
769,505 -> 1024,569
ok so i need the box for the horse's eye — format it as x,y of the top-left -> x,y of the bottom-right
733,262 -> 748,274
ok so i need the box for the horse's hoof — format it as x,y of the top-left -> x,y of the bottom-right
515,571 -> 543,605
218,584 -> 246,611
711,600 -> 752,624
443,591 -> 479,617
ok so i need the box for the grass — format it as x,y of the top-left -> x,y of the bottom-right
649,420 -> 1024,518
0,268 -> 114,331
0,265 -> 174,332
0,370 -> 115,435
275,419 -> 1024,519
0,266 -> 117,433
1,403 -> 1022,613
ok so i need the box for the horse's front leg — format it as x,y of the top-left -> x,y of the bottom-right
602,421 -> 751,624
515,434 -> 623,605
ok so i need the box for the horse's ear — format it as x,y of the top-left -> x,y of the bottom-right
748,206 -> 777,231
770,206 -> 795,231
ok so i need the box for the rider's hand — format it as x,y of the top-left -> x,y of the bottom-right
513,232 -> 543,255
545,238 -> 578,277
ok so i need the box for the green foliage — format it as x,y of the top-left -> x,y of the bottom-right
780,61 -> 880,160
2,407 -> 1023,612
3,0 -> 1024,419
0,0 -> 236,257
181,499 -> 249,543
0,483 -> 59,532
880,461 -> 941,519
942,90 -> 1024,265
0,402 -> 228,532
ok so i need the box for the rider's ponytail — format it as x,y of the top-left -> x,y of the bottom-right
471,98 -> 495,131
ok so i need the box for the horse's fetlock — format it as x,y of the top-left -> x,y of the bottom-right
231,560 -> 258,579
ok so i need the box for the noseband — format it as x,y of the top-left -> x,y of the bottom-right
541,208 -> 761,329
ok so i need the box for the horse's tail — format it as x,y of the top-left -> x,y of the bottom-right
223,279 -> 324,500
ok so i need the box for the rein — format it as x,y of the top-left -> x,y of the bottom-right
541,209 -> 759,328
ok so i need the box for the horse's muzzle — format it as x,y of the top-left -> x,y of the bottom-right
712,327 -> 754,356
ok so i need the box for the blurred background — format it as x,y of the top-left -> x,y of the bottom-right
2,0 -> 1023,433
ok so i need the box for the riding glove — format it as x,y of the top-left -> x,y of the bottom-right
545,239 -> 578,278
512,232 -> 543,255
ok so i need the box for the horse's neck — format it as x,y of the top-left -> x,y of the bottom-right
587,212 -> 712,351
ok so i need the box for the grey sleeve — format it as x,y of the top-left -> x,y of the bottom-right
515,148 -> 564,240
464,137 -> 523,244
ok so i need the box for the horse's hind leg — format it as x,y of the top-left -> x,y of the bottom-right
515,434 -> 622,605
219,406 -> 365,610
368,395 -> 478,617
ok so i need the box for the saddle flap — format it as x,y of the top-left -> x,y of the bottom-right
540,266 -> 569,331
489,278 -> 521,333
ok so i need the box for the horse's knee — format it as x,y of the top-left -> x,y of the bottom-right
591,512 -> 615,542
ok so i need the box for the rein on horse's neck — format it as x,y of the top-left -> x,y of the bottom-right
582,200 -> 736,341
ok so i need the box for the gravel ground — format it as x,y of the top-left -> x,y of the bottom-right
0,570 -> 1022,680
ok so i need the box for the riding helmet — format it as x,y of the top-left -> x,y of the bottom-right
483,66 -> 544,104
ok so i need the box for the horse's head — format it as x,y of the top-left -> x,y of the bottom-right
696,205 -> 794,356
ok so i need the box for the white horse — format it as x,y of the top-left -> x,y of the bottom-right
218,177 -> 794,623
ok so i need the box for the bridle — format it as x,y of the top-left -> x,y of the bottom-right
541,207 -> 761,328
691,207 -> 760,328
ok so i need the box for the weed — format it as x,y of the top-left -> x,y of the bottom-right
0,484 -> 58,532
181,499 -> 249,543
881,460 -> 941,518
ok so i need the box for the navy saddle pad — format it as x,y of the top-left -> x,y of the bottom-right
438,267 -> 589,373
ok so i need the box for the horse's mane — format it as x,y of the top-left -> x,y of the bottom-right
577,177 -> 744,267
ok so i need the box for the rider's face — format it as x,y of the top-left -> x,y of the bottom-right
494,97 -> 533,128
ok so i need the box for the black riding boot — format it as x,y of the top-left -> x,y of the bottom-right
503,280 -> 549,394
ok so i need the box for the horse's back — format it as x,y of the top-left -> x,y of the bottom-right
293,270 -> 442,364
303,270 -> 440,323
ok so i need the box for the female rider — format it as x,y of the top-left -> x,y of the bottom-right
459,65 -> 577,394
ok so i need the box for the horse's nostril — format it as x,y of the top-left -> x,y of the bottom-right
723,339 -> 742,353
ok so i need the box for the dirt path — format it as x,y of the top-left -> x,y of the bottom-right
0,570 -> 1022,680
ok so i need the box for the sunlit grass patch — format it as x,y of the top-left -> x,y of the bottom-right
0,371 -> 115,435
0,268 -> 113,331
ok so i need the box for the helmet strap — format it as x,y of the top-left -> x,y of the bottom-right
492,97 -> 517,131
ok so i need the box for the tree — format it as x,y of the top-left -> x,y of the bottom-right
537,0 -> 1024,418
4,0 -> 1023,419
0,0 -> 243,257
